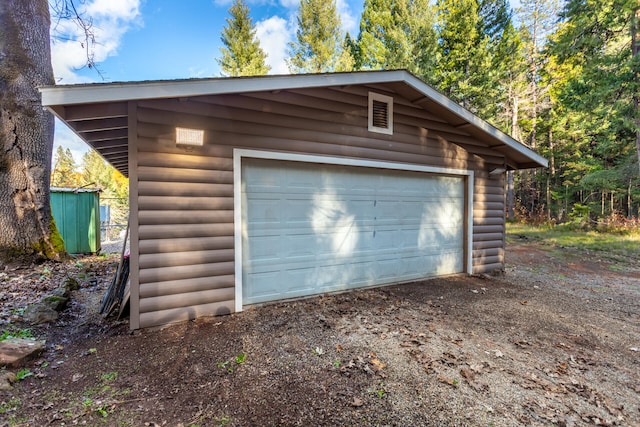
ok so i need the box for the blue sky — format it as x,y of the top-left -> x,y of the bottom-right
51,0 -> 519,164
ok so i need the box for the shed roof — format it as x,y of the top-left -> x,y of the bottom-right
41,70 -> 547,177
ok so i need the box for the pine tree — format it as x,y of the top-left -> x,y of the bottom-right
356,0 -> 437,77
517,0 -> 561,150
408,0 -> 439,81
434,0 -> 492,113
51,146 -> 79,188
476,0 -> 521,123
218,0 -> 270,76
80,150 -> 129,225
287,0 -> 343,73
335,33 -> 356,72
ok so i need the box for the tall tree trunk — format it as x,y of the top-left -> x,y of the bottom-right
632,1 -> 640,176
0,0 -> 63,260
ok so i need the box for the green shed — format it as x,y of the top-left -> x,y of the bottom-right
50,187 -> 101,254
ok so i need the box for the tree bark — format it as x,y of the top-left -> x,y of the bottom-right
632,1 -> 640,176
0,0 -> 63,260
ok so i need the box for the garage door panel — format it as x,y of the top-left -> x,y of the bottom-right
242,159 -> 465,305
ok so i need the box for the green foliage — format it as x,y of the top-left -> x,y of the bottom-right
100,371 -> 118,382
0,328 -> 34,341
288,0 -> 343,73
80,150 -> 129,226
218,0 -> 270,76
51,146 -> 79,188
433,0 -> 514,118
234,353 -> 246,364
15,369 -> 32,381
506,223 -> 640,260
356,0 -> 438,77
0,397 -> 20,415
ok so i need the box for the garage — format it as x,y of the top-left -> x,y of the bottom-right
239,155 -> 468,305
42,70 -> 547,328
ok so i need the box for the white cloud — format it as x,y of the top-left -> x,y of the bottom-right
336,0 -> 357,35
278,0 -> 300,9
50,0 -> 142,83
255,16 -> 294,75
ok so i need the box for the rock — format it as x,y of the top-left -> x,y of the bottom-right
0,371 -> 17,390
63,276 -> 80,292
42,294 -> 68,311
23,302 -> 59,324
0,338 -> 44,368
50,286 -> 68,298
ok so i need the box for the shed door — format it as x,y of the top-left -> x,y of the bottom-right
241,159 -> 465,305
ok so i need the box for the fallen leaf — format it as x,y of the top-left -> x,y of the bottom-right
460,368 -> 476,380
437,375 -> 458,386
370,358 -> 386,371
335,344 -> 343,352
555,362 -> 568,374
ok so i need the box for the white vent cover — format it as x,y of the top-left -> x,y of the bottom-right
368,92 -> 393,135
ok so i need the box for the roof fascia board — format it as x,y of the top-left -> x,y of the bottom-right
402,73 -> 548,168
40,71 -> 408,107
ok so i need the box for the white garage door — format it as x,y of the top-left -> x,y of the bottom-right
241,159 -> 465,305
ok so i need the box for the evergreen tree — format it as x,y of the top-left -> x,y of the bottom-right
287,0 -> 343,73
408,0 -> 439,81
476,0 -> 522,123
545,0 -> 640,217
358,0 -> 409,69
434,0 -> 492,113
335,33 -> 356,72
51,146 -> 79,188
516,0 -> 561,150
80,150 -> 129,225
357,0 -> 437,74
218,0 -> 270,76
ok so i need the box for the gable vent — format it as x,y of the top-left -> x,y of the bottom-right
368,92 -> 393,135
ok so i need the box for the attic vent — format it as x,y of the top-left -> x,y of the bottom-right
368,92 -> 393,135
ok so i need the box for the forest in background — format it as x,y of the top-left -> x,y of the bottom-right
53,0 -> 640,229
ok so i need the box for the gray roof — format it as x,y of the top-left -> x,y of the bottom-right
41,70 -> 547,177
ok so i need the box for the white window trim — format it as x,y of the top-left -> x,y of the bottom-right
233,149 -> 474,313
368,92 -> 394,135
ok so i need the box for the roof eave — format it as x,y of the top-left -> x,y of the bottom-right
401,74 -> 548,169
40,70 -> 548,170
40,70 -> 409,107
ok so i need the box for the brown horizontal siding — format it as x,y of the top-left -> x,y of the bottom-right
471,173 -> 505,273
139,300 -> 234,329
138,181 -> 231,197
140,288 -> 235,313
139,210 -> 233,225
140,275 -> 234,298
138,236 -> 233,254
138,195 -> 233,211
133,86 -> 506,328
139,249 -> 234,269
139,262 -> 235,284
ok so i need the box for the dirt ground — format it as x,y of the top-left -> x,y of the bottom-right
1,237 -> 639,426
